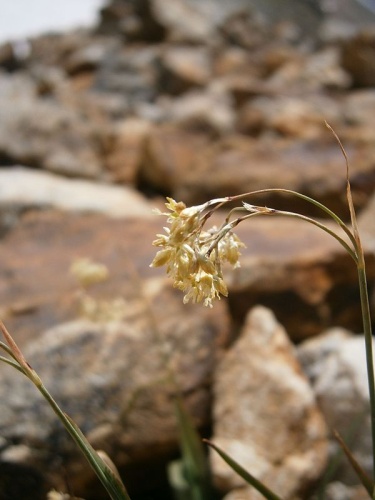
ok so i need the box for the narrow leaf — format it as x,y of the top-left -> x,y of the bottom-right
174,396 -> 212,500
325,122 -> 360,244
203,440 -> 283,500
333,429 -> 374,496
63,413 -> 131,500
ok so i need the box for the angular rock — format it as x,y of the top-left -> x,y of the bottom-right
148,0 -> 219,43
341,90 -> 375,144
158,46 -> 212,95
141,123 -> 213,192
237,94 -> 341,139
226,215 -> 375,340
173,135 -> 375,219
297,329 -> 375,484
266,47 -> 351,91
323,481 -> 368,500
341,27 -> 375,87
92,45 -> 160,103
161,84 -> 236,133
0,72 -> 104,178
0,210 -> 231,498
104,118 -> 151,185
0,211 -> 168,346
0,167 -> 153,226
210,306 -> 328,499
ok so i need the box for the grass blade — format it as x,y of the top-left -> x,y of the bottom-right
203,440 -> 283,500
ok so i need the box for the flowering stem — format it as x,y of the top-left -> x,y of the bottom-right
273,210 -> 358,263
357,256 -> 375,484
220,209 -> 357,263
228,188 -> 357,249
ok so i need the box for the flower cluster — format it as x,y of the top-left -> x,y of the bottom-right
150,198 -> 245,307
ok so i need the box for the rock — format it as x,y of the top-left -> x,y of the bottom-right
104,117 -> 151,184
29,31 -> 93,70
267,47 -> 351,92
341,27 -> 375,87
0,301 -> 229,498
141,123 -> 213,192
147,0 -> 220,43
158,45 -> 212,95
358,190 -> 375,254
0,72 -> 104,178
226,215 -> 375,341
0,211 -> 165,346
63,38 -> 121,76
173,135 -> 375,219
92,45 -> 160,104
297,327 -> 352,383
237,94 -> 341,138
97,0 -> 167,41
0,167 -> 153,223
323,481 -> 368,500
0,210 -> 231,498
0,41 -> 30,72
97,0 -> 324,44
297,329 -> 374,484
161,83 -> 236,133
341,90 -> 375,144
210,306 -> 328,499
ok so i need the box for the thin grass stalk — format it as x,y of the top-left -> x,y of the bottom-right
357,257 -> 375,486
333,429 -> 374,497
37,382 -> 131,500
0,321 -> 130,500
203,440 -> 283,500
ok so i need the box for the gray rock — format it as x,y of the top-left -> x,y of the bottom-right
298,330 -> 374,483
323,481 -> 368,499
0,281 -> 230,497
160,83 -> 236,133
0,72 -> 103,178
0,167 -> 153,218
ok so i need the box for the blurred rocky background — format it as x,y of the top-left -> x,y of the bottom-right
1,0 -> 375,498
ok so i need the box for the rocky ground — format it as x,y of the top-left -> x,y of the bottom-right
1,1 -> 375,499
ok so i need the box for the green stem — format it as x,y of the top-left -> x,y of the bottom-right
36,382 -> 131,500
274,210 -> 358,263
228,188 -> 357,249
226,210 -> 357,263
357,258 -> 375,483
0,355 -> 25,374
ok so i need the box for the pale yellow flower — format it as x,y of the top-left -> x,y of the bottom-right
150,197 -> 245,306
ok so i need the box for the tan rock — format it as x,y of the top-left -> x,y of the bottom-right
267,47 -> 351,92
104,117 -> 151,184
142,123 -> 213,191
173,134 -> 375,219
341,27 -> 375,87
220,211 -> 375,340
159,46 -> 212,94
237,94 -> 341,139
161,84 -> 236,133
211,306 -> 328,499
